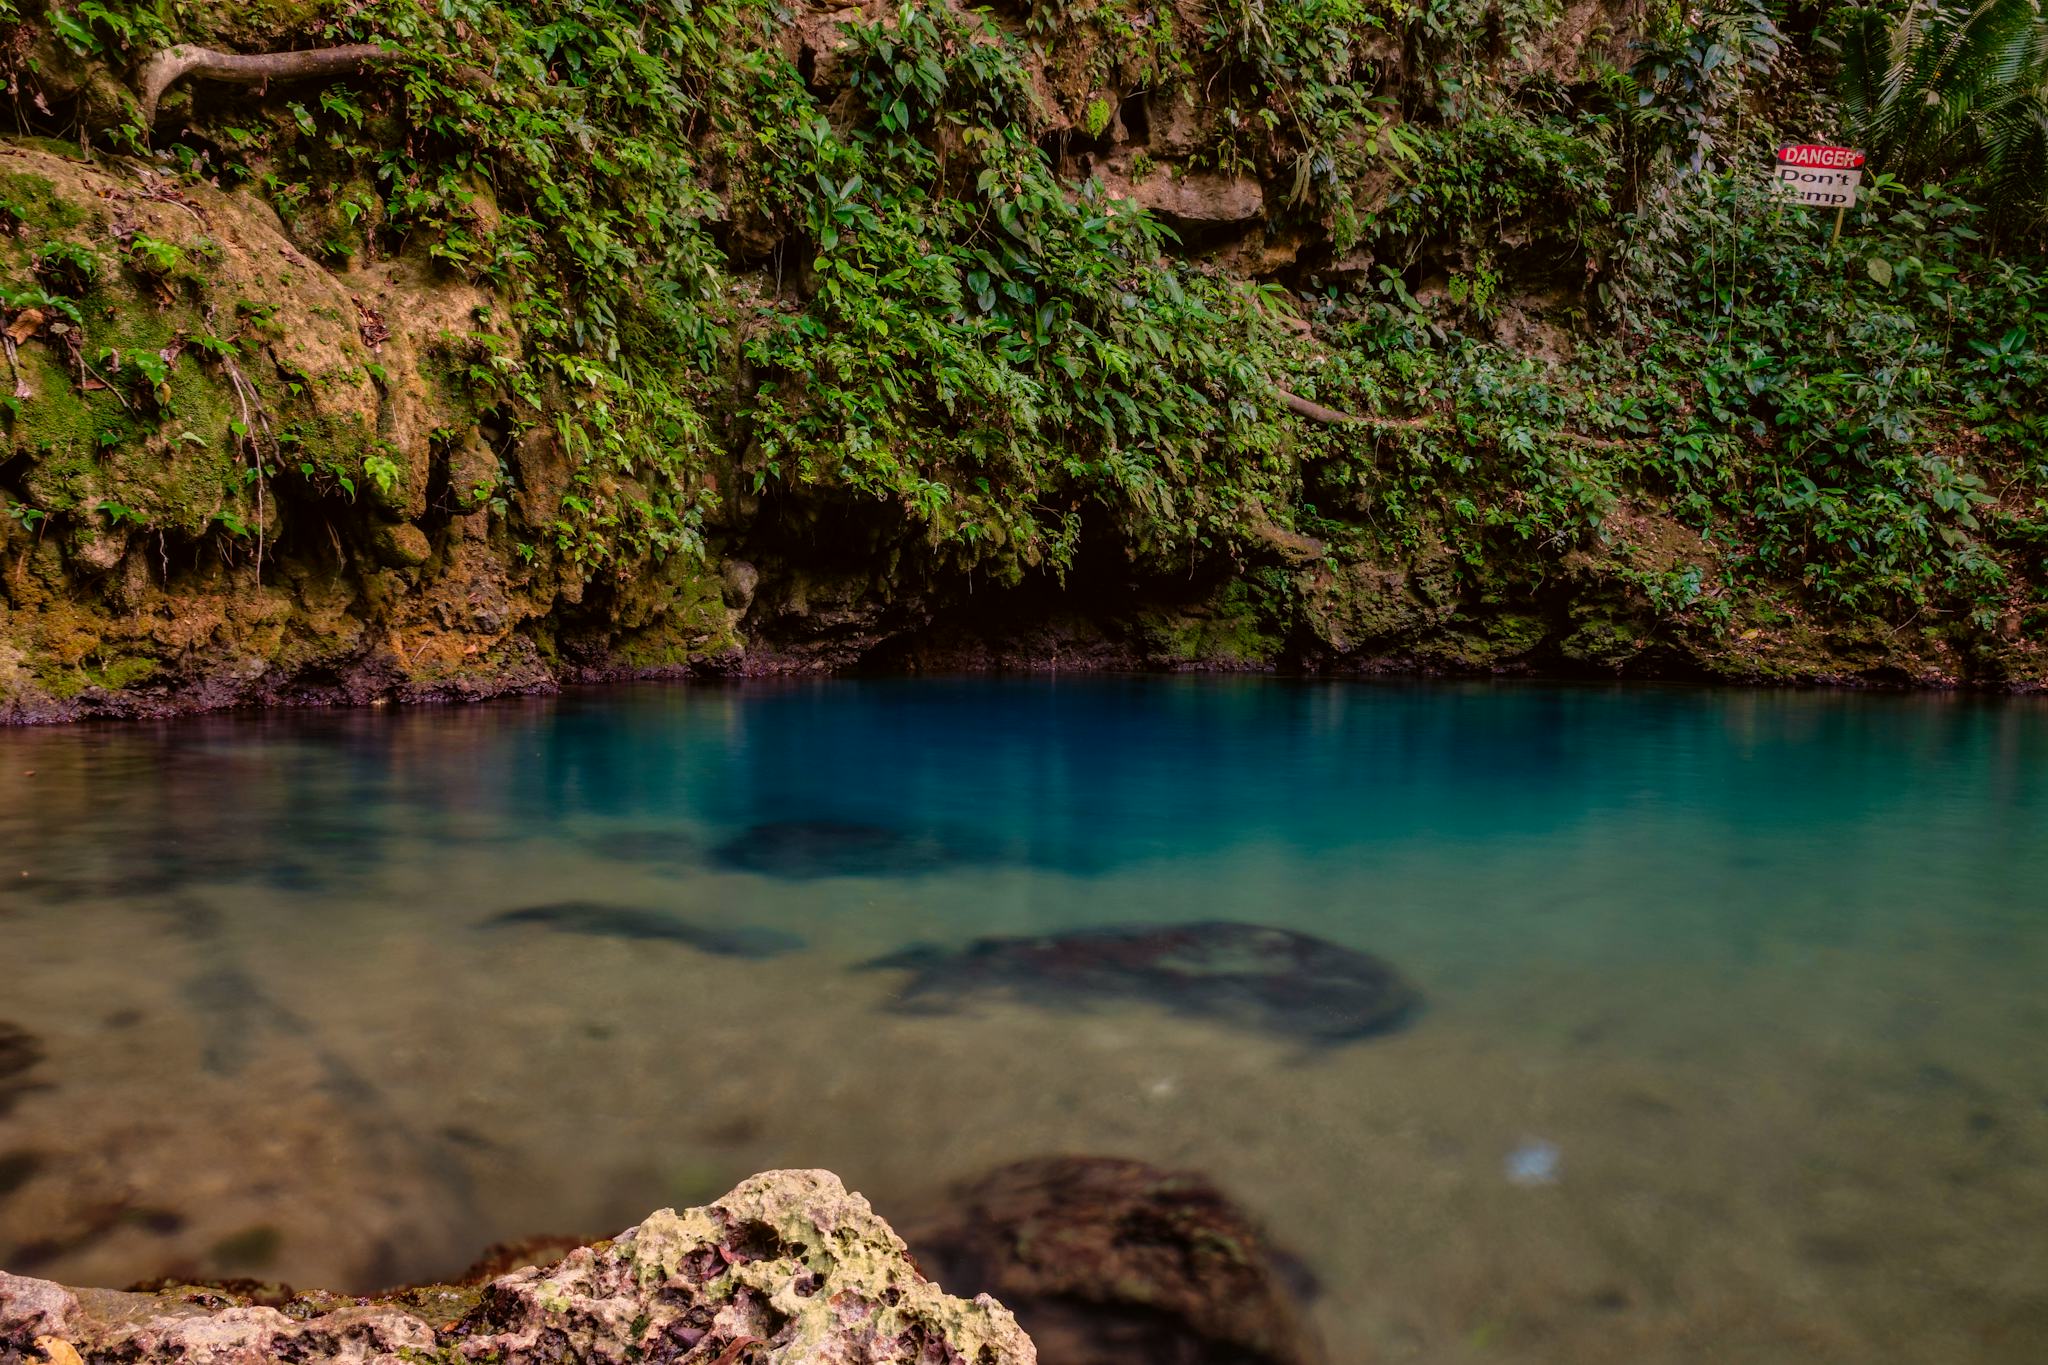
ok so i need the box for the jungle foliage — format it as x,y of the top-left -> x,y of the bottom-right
2,0 -> 2044,648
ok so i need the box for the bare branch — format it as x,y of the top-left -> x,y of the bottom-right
136,43 -> 400,126
1275,387 -> 1369,425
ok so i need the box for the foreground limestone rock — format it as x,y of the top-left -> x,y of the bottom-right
0,1170 -> 1035,1364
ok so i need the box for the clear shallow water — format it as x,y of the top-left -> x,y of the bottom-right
2,678 -> 2047,1361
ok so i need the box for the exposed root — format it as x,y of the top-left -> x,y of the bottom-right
135,43 -> 400,126
2,336 -> 29,400
220,353 -> 275,579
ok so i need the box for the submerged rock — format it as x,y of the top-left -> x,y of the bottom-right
710,820 -> 968,879
864,921 -> 1419,1043
484,901 -> 805,958
0,1170 -> 1036,1365
583,826 -> 702,871
0,1150 -> 43,1200
908,1156 -> 1321,1365
179,962 -> 283,1078
0,1022 -> 45,1118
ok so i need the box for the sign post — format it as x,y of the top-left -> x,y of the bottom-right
1772,144 -> 1865,243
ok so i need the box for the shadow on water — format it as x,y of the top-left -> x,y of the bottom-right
576,827 -> 703,872
862,922 -> 1420,1044
708,819 -> 987,880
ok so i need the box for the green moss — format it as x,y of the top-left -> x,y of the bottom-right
34,665 -> 90,701
1483,612 -> 1549,655
25,633 -> 164,701
83,656 -> 159,689
0,172 -> 87,232
611,568 -> 741,666
1558,614 -> 1645,668
1134,600 -> 1284,665
6,348 -> 121,463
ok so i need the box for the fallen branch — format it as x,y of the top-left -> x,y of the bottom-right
1275,387 -> 1365,425
135,43 -> 400,126
1274,388 -> 1436,431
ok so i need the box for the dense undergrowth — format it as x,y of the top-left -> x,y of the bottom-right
1,0 -> 2044,678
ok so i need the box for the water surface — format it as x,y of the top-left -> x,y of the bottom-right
2,679 -> 2046,1362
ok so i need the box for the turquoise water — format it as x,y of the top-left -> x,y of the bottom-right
3,679 -> 2047,1361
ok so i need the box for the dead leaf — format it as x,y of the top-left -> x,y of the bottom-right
6,307 -> 45,344
35,1337 -> 85,1365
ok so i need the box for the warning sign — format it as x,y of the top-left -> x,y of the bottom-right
1773,145 -> 1864,207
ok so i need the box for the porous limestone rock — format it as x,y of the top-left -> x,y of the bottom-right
1119,167 -> 1264,226
0,1170 -> 1037,1365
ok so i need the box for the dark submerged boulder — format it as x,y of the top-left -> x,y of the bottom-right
907,1155 -> 1323,1365
581,826 -> 702,871
0,1022 -> 45,1118
864,921 -> 1419,1043
710,820 -> 968,879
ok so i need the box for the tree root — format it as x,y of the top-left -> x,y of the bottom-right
1274,387 -> 1643,449
2,336 -> 30,400
135,43 -> 399,126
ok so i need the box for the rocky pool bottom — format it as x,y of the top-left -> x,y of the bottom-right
2,680 -> 2046,1364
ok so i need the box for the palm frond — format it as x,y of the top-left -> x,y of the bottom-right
1836,0 -> 2048,220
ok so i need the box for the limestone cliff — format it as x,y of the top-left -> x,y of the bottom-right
0,0 -> 2039,720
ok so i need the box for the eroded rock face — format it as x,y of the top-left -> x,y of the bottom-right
1111,165 -> 1265,226
908,1156 -> 1322,1365
0,1170 -> 1037,1365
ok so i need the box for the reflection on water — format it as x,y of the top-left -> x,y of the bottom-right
2,678 -> 2047,1363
